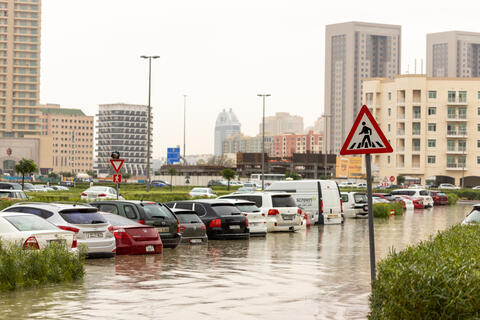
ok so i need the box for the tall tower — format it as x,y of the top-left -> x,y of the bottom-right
427,31 -> 480,77
325,21 -> 401,153
0,0 -> 41,138
214,108 -> 241,155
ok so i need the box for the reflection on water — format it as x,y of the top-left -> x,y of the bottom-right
0,205 -> 470,320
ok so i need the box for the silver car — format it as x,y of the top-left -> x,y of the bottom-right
2,203 -> 116,257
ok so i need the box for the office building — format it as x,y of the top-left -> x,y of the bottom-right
325,21 -> 401,153
214,108 -> 241,155
272,131 -> 324,157
0,0 -> 41,138
260,112 -> 303,136
364,74 -> 480,186
427,31 -> 480,77
96,103 -> 151,177
222,133 -> 273,155
40,104 -> 94,174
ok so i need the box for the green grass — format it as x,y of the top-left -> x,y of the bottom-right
372,202 -> 403,218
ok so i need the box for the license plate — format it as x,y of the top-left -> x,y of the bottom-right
283,215 -> 294,220
157,227 -> 169,233
86,232 -> 103,239
327,214 -> 338,218
48,239 -> 65,245
190,239 -> 202,244
146,245 -> 155,252
229,225 -> 240,230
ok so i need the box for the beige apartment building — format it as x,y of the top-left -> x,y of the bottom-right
427,31 -> 480,78
260,112 -> 304,136
222,133 -> 274,156
325,21 -> 401,153
364,75 -> 480,186
40,104 -> 94,174
0,0 -> 41,138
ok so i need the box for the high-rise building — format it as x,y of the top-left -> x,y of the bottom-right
222,133 -> 273,155
96,103 -> 151,177
427,31 -> 480,77
364,74 -> 480,186
39,104 -> 94,174
260,112 -> 303,136
0,0 -> 41,138
214,108 -> 241,155
325,21 -> 401,153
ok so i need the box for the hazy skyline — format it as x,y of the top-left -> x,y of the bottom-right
40,0 -> 478,157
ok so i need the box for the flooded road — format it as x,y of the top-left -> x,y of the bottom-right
0,204 -> 471,320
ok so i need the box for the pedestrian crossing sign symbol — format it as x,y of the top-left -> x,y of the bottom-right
340,105 -> 393,155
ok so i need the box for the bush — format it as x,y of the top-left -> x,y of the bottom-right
0,241 -> 85,291
372,203 -> 403,218
369,224 -> 480,319
446,193 -> 459,205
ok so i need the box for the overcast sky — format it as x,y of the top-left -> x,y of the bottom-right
40,0 -> 478,158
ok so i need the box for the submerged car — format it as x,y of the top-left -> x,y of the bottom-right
429,191 -> 448,205
341,192 -> 368,218
463,204 -> 480,225
222,199 -> 267,236
170,209 -> 208,244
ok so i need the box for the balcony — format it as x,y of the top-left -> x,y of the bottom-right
396,146 -> 405,152
447,130 -> 467,138
447,99 -> 467,105
412,130 -> 421,136
397,129 -> 405,135
397,114 -> 405,120
447,114 -> 467,122
412,146 -> 421,152
446,163 -> 467,170
446,147 -> 467,154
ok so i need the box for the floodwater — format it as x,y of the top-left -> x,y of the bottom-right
0,204 -> 471,320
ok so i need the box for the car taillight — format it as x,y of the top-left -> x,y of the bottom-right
209,219 -> 222,228
138,220 -> 146,225
297,208 -> 302,214
179,225 -> 186,231
71,233 -> 77,248
114,228 -> 131,239
81,193 -> 87,196
201,224 -> 206,230
244,213 -> 248,216
23,236 -> 39,250
177,219 -> 180,233
320,200 -> 324,213
108,225 -> 114,233
245,218 -> 249,227
268,209 -> 279,216
58,225 -> 80,233
340,199 -> 343,213
98,193 -> 107,197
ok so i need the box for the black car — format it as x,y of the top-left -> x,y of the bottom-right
171,208 -> 208,244
166,200 -> 249,240
207,180 -> 225,187
0,182 -> 22,190
90,200 -> 181,249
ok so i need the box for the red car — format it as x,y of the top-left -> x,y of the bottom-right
394,195 -> 424,209
100,213 -> 163,255
429,191 -> 448,205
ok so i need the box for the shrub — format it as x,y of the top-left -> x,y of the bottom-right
373,203 -> 403,218
369,225 -> 480,319
0,241 -> 85,292
446,193 -> 459,205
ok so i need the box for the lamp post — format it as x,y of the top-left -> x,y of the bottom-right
323,114 -> 333,177
257,94 -> 270,190
183,94 -> 187,165
140,55 -> 159,192
461,132 -> 466,188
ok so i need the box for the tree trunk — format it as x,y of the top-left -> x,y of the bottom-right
170,175 -> 173,191
227,179 -> 230,191
21,174 -> 25,190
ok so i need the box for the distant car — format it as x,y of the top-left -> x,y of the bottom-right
242,182 -> 260,189
188,187 -> 217,198
0,189 -> 28,200
338,181 -> 356,188
207,180 -> 227,187
473,186 -> 480,190
233,187 -> 257,193
170,209 -> 208,244
228,181 -> 243,187
391,189 -> 433,208
151,180 -> 170,187
2,203 -> 116,257
51,185 -> 69,191
462,204 -> 480,225
355,182 -> 367,188
438,183 -> 460,190
429,191 -> 448,205
0,182 -> 22,190
81,186 -> 124,201
341,192 -> 368,218
89,200 -> 181,249
23,183 -> 35,192
0,212 -> 77,251
59,181 -> 75,187
100,212 -> 163,255
166,199 -> 250,240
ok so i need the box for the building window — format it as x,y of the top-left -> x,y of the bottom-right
477,156 -> 480,165
387,156 -> 390,164
428,91 -> 437,99
388,124 -> 391,132
388,92 -> 392,100
478,91 -> 480,100
459,91 -> 467,103
427,123 -> 436,132
388,108 -> 391,116
428,107 -> 436,115
478,124 -> 480,132
427,156 -> 436,164
428,139 -> 436,147
448,91 -> 456,103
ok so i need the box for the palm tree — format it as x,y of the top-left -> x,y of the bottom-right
220,168 -> 236,191
14,158 -> 38,190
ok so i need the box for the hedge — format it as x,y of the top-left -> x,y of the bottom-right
446,193 -> 459,205
0,241 -> 86,291
373,203 -> 403,218
369,224 -> 480,319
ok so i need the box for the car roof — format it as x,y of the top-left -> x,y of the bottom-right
9,202 -> 94,210
0,212 -> 32,217
0,189 -> 16,192
172,199 -> 234,205
222,191 -> 287,196
220,198 -> 256,205
91,200 -> 158,205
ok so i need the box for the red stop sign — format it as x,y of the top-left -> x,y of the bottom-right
390,176 -> 395,182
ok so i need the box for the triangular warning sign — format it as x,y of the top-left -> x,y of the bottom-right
340,105 -> 393,155
110,159 -> 124,173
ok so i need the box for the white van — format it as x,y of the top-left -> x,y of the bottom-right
266,180 -> 343,225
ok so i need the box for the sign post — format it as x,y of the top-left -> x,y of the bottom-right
110,154 -> 124,201
340,105 -> 393,287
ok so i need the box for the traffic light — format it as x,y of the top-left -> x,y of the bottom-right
111,151 -> 120,159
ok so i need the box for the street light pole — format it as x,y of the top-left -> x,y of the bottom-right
462,132 -> 466,188
183,94 -> 187,165
323,114 -> 332,177
257,94 -> 270,190
141,55 -> 160,192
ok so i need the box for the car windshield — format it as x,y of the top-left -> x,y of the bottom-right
142,204 -> 175,219
102,213 -> 143,227
211,204 -> 242,216
59,208 -> 107,224
391,190 -> 415,196
86,187 -> 108,192
272,195 -> 296,207
354,194 -> 367,203
235,203 -> 260,213
176,213 -> 202,223
5,215 -> 58,231
438,192 -> 447,196
0,191 -> 12,198
465,210 -> 480,224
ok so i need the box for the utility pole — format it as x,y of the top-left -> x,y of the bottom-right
140,55 -> 159,192
323,114 -> 332,177
183,94 -> 187,165
257,94 -> 270,190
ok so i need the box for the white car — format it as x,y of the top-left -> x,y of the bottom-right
472,186 -> 480,190
0,189 -> 28,200
81,186 -> 124,201
219,192 -> 302,232
462,204 -> 480,224
188,187 -> 217,198
51,185 -> 69,191
222,199 -> 267,236
0,212 -> 76,250
355,182 -> 367,188
390,188 -> 434,208
3,203 -> 116,257
439,183 -> 460,190
341,192 -> 368,218
338,181 -> 357,188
